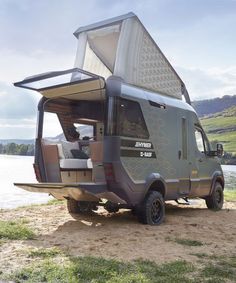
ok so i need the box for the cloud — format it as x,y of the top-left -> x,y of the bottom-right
176,66 -> 236,100
0,0 -> 235,138
0,116 -> 37,139
0,119 -> 35,129
151,11 -> 236,71
0,81 -> 39,138
0,82 -> 39,119
0,49 -> 75,84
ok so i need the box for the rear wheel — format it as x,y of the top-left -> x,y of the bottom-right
137,191 -> 165,225
67,199 -> 97,215
205,182 -> 224,210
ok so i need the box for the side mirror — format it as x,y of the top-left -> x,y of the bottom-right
217,143 -> 224,157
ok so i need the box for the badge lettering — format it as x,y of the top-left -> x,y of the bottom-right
140,151 -> 153,158
135,142 -> 152,148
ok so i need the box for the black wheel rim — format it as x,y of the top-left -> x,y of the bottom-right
151,199 -> 162,223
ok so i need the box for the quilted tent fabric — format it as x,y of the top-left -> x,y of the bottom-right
74,13 -> 187,101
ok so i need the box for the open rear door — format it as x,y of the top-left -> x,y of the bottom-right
14,68 -> 105,99
13,68 -> 110,202
14,182 -> 126,204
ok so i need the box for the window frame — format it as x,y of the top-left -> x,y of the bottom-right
107,97 -> 149,139
117,98 -> 149,139
194,125 -> 210,154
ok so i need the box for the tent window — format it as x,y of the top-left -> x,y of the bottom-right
83,42 -> 112,79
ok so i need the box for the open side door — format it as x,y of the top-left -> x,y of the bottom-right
14,68 -> 105,99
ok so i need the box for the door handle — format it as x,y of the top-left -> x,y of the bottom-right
178,150 -> 182,159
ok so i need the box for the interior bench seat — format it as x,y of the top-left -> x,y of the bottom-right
59,158 -> 92,170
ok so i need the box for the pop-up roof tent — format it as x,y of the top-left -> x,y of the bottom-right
15,12 -> 190,104
74,12 -> 191,104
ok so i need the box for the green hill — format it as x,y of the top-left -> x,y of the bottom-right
200,106 -> 236,163
193,95 -> 236,117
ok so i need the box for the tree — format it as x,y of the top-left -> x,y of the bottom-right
18,144 -> 28,156
5,143 -> 18,155
27,144 -> 35,156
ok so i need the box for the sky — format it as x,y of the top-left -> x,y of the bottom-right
0,0 -> 236,139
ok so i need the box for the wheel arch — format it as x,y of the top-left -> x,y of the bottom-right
145,173 -> 167,199
210,171 -> 225,195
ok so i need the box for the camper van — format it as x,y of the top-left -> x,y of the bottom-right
14,13 -> 224,225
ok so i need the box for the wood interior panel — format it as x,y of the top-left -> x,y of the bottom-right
41,144 -> 61,182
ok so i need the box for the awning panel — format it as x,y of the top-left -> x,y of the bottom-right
14,68 -> 105,99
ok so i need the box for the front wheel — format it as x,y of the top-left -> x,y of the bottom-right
137,191 -> 165,225
205,182 -> 224,210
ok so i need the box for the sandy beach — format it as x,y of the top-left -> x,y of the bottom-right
0,199 -> 235,275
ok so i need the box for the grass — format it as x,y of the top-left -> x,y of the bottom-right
3,257 -> 195,283
174,238 -> 204,247
166,237 -> 204,247
200,255 -> 236,282
200,115 -> 236,154
201,116 -> 236,131
0,220 -> 35,240
191,254 -> 236,282
190,253 -> 209,259
206,131 -> 236,153
0,239 -> 6,246
190,253 -> 236,282
46,199 -> 64,205
3,254 -> 236,283
18,218 -> 30,224
27,247 -> 62,258
0,250 -> 235,283
224,190 -> 236,201
18,198 -> 64,209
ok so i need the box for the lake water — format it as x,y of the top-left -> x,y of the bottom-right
0,155 -> 235,209
222,165 -> 236,190
0,155 -> 52,209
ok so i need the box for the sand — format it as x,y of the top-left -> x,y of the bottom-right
0,199 -> 235,274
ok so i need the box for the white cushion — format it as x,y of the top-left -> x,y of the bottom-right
60,159 -> 88,169
87,158 -> 93,169
57,144 -> 65,159
61,141 -> 79,158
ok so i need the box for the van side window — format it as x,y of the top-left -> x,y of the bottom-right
118,99 -> 149,139
195,128 -> 205,153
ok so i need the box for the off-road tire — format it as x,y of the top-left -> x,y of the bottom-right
205,182 -> 224,210
67,199 -> 96,214
137,191 -> 165,225
104,201 -> 119,213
